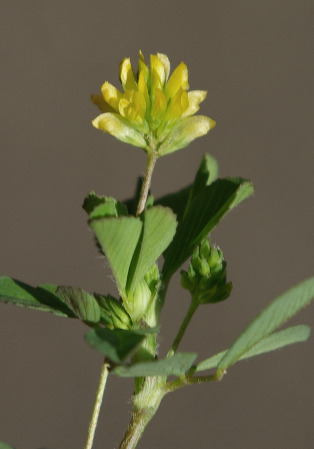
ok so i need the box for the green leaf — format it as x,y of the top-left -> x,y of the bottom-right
0,443 -> 16,449
162,178 -> 254,281
83,192 -> 128,219
90,216 -> 142,297
195,325 -> 311,373
114,352 -> 198,377
156,153 -> 218,223
0,277 -> 75,318
85,327 -> 145,363
90,206 -> 176,297
56,286 -> 101,324
186,153 -> 219,208
217,278 -> 314,374
127,206 -> 177,293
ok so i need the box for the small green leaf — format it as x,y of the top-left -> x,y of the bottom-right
127,206 -> 177,293
184,154 -> 219,217
114,352 -> 198,377
85,327 -> 145,363
195,325 -> 311,373
0,442 -> 16,449
56,286 -> 101,324
162,178 -> 254,281
0,277 -> 75,317
217,278 -> 314,374
242,324 -> 311,358
156,154 -> 218,222
83,192 -> 128,219
90,216 -> 142,297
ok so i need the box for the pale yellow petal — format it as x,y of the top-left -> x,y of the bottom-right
164,88 -> 189,121
182,90 -> 208,117
119,57 -> 137,90
92,112 -> 148,149
138,51 -> 149,84
101,82 -> 123,112
164,62 -> 189,99
150,54 -> 167,88
158,115 -> 216,156
157,53 -> 170,82
138,70 -> 150,108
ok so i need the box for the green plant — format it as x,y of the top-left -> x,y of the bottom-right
1,51 -> 313,449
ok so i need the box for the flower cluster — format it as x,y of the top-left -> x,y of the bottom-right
92,51 -> 216,156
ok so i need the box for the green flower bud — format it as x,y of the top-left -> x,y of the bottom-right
199,258 -> 211,277
208,247 -> 221,268
125,279 -> 152,322
95,294 -> 131,330
199,238 -> 210,259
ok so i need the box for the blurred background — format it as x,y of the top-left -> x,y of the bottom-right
1,1 -> 313,448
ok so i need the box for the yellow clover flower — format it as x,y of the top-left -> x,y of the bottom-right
92,51 -> 216,156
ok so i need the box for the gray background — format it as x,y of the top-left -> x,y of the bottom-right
1,1 -> 313,448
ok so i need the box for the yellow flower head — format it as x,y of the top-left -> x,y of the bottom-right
92,51 -> 216,156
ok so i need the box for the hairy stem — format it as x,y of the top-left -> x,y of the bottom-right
119,376 -> 166,449
84,361 -> 110,449
118,408 -> 156,449
136,151 -> 157,216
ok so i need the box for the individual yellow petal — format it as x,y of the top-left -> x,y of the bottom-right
158,115 -> 216,156
138,51 -> 149,84
151,88 -> 167,122
119,57 -> 137,90
92,112 -> 148,149
137,70 -> 150,109
157,53 -> 170,82
164,88 -> 189,121
182,90 -> 208,117
150,54 -> 167,89
101,82 -> 123,112
91,94 -> 115,113
164,62 -> 189,99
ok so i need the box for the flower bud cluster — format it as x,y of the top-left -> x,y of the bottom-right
181,239 -> 232,304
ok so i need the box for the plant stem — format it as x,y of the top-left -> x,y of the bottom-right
84,360 -> 110,449
118,408 -> 155,449
167,299 -> 198,358
136,151 -> 157,216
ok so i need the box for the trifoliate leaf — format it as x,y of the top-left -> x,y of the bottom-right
217,278 -> 314,374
